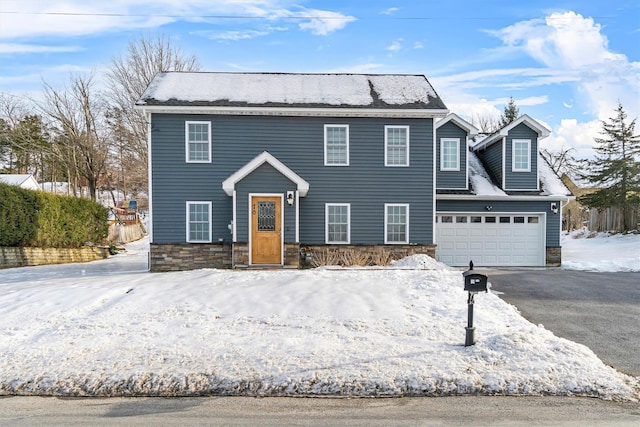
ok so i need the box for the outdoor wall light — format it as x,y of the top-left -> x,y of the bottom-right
550,202 -> 558,214
485,205 -> 492,211
286,191 -> 295,206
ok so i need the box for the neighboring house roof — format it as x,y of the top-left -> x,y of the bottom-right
136,72 -> 448,113
0,174 -> 41,190
473,114 -> 550,151
435,113 -> 479,136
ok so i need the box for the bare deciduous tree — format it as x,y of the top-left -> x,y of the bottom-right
41,73 -> 111,200
106,34 -> 202,196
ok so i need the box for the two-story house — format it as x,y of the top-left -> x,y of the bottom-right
136,72 -> 449,271
136,72 -> 571,271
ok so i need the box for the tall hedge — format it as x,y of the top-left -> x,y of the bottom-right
0,183 -> 108,248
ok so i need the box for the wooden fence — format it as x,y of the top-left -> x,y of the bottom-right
587,206 -> 640,232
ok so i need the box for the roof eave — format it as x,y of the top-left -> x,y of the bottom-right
135,104 -> 449,118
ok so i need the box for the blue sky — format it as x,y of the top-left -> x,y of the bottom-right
1,0 -> 638,158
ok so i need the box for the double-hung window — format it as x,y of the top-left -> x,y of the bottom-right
185,121 -> 211,163
186,201 -> 212,243
325,203 -> 350,244
324,125 -> 349,166
385,204 -> 409,244
512,139 -> 531,172
440,138 -> 460,171
385,126 -> 409,166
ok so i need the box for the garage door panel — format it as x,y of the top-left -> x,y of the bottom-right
436,213 -> 544,267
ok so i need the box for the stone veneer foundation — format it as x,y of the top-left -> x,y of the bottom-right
150,242 -> 437,271
546,246 -> 562,267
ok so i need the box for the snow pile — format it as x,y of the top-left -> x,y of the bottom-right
0,243 -> 637,400
562,229 -> 640,272
468,151 -> 506,196
391,253 -> 451,270
140,72 -> 437,106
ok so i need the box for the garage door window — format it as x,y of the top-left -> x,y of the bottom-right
528,216 -> 539,223
485,216 -> 496,223
500,217 -> 511,223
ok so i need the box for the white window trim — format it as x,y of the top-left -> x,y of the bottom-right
325,203 -> 351,244
185,121 -> 212,163
440,138 -> 460,171
512,139 -> 531,172
186,201 -> 212,243
384,125 -> 410,167
384,203 -> 409,244
324,124 -> 349,166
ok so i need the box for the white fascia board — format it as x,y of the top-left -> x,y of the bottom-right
435,113 -> 479,135
436,194 -> 575,201
222,151 -> 310,197
473,114 -> 550,152
135,104 -> 449,119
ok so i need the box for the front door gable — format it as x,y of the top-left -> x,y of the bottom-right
222,151 -> 309,196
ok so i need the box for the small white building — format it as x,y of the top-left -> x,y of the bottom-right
0,174 -> 41,191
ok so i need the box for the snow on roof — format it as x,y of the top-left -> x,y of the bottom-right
137,72 -> 446,109
538,155 -> 573,196
468,151 -> 507,196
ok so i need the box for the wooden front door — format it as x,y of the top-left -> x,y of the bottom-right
251,196 -> 282,265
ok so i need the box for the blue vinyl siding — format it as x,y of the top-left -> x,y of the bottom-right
436,199 -> 561,246
504,123 -> 538,190
435,121 -> 467,189
477,141 -> 503,187
150,114 -> 434,245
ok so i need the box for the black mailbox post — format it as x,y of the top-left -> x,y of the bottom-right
462,261 -> 488,346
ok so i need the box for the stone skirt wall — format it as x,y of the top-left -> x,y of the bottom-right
150,243 -> 232,272
546,246 -> 562,267
0,246 -> 110,269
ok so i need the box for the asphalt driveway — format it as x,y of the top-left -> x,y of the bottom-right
485,268 -> 640,377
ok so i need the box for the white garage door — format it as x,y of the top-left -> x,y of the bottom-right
436,213 -> 545,267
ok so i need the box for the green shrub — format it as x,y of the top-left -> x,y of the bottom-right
0,182 -> 109,248
0,183 -> 41,246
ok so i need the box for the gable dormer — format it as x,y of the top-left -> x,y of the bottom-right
435,113 -> 478,191
472,115 -> 550,192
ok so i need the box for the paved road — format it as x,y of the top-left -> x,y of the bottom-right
1,395 -> 638,426
485,268 -> 640,377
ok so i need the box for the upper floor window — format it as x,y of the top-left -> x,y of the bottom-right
185,121 -> 211,163
512,139 -> 531,172
186,201 -> 212,242
324,125 -> 349,166
385,126 -> 409,167
385,203 -> 409,244
440,138 -> 460,171
325,203 -> 350,244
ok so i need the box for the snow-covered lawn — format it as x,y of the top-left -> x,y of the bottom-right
561,229 -> 640,272
0,235 -> 638,400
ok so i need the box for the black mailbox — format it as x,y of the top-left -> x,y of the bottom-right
463,270 -> 488,293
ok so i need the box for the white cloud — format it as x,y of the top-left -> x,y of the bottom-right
386,39 -> 403,52
296,8 -> 356,36
542,119 -> 602,159
488,11 -> 639,121
381,7 -> 398,15
0,1 -> 356,41
0,43 -> 82,54
413,41 -> 424,49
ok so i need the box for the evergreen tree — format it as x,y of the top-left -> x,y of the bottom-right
579,103 -> 640,231
500,96 -> 520,127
